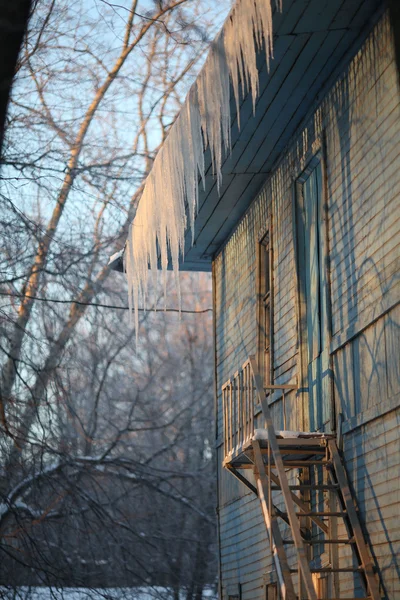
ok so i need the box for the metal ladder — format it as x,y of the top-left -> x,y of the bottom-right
247,356 -> 382,600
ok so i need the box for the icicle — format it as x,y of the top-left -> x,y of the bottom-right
125,0 -> 277,337
224,0 -> 273,117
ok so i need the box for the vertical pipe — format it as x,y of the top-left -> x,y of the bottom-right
283,389 -> 287,430
251,366 -> 255,437
249,364 -> 252,440
268,437 -> 272,553
244,365 -> 248,442
242,368 -> 246,444
246,369 -> 250,439
239,371 -> 243,447
244,366 -> 248,442
234,376 -> 236,451
223,388 -> 226,458
229,384 -> 232,454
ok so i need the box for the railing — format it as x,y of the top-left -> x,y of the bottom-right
222,356 -> 297,460
222,359 -> 254,457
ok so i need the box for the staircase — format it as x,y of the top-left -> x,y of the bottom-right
223,356 -> 383,600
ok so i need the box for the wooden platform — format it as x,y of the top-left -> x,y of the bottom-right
223,430 -> 336,470
221,358 -> 383,599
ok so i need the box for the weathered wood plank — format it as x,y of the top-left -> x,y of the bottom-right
203,174 -> 267,257
326,88 -> 400,197
237,31 -> 330,173
250,357 -> 318,600
332,256 -> 400,334
330,221 -> 400,305
385,305 -> 400,398
293,0 -> 344,33
329,440 -> 382,600
273,0 -> 308,36
330,196 -> 400,279
215,11 -> 398,600
252,30 -> 347,173
329,144 -> 400,248
253,441 -> 297,600
222,35 -> 309,173
330,0 -> 368,30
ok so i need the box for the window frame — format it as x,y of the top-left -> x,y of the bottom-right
257,227 -> 274,390
293,152 -> 333,431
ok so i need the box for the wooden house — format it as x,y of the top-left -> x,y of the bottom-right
116,0 -> 400,598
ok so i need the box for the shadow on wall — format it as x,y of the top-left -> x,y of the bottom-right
216,218 -> 258,386
328,15 -> 400,419
326,15 -> 400,597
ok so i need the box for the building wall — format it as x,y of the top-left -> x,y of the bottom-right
214,12 -> 400,599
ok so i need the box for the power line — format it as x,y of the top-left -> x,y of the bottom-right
0,292 -> 212,314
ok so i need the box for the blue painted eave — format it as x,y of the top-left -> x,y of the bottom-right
180,0 -> 382,272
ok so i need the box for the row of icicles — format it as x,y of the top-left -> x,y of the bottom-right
125,0 -> 279,334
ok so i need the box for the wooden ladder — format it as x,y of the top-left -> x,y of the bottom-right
247,356 -> 382,600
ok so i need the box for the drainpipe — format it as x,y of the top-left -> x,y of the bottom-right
212,261 -> 223,600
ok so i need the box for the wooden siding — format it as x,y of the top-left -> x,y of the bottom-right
214,12 -> 400,599
335,409 -> 400,598
325,19 -> 400,340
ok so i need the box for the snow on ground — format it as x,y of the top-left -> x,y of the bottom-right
0,587 -> 217,600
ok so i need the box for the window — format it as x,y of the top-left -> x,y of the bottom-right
295,157 -> 331,430
257,232 -> 273,387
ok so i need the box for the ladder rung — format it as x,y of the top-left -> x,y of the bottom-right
274,460 -> 329,466
293,511 -> 347,517
280,449 -> 327,456
245,363 -> 382,600
291,567 -> 362,573
296,511 -> 347,517
270,484 -> 338,490
283,538 -> 355,544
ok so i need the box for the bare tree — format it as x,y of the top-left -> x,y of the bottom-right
0,0 -> 227,594
0,274 -> 216,593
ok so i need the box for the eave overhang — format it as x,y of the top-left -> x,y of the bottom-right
179,0 -> 382,272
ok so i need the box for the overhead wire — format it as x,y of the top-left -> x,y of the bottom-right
0,291 -> 212,313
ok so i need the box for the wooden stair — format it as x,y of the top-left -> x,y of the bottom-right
223,356 -> 383,600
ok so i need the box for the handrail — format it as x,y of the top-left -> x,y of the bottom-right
222,359 -> 254,458
222,357 -> 297,460
247,356 -> 318,600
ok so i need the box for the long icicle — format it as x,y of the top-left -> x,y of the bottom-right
125,0 -> 277,337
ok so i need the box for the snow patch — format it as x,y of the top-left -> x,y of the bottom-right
125,0 -> 278,334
